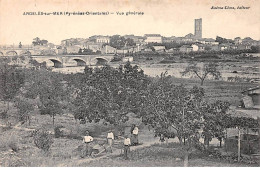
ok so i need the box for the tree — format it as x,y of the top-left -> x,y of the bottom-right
109,35 -> 128,49
78,48 -> 83,54
141,73 -> 204,144
181,62 -> 221,85
19,42 -> 22,48
140,73 -> 205,166
216,36 -> 234,44
14,98 -> 34,125
0,63 -> 25,110
201,101 -> 230,148
29,59 -> 48,70
32,128 -> 53,153
68,62 -> 150,127
23,69 -> 65,126
32,37 -> 48,46
40,39 -> 48,45
32,37 -> 41,46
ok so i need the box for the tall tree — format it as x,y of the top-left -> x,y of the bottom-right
0,63 -> 25,110
140,73 -> 205,166
69,62 -> 150,126
14,98 -> 34,125
201,100 -> 230,148
141,73 -> 204,145
23,69 -> 65,125
181,62 -> 221,85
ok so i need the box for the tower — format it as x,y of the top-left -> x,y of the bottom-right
194,18 -> 202,39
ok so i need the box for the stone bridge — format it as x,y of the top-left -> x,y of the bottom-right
31,55 -> 115,68
0,48 -> 34,56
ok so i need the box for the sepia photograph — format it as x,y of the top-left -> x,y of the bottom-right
0,0 -> 259,167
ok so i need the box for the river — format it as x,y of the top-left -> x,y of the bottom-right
52,61 -> 260,82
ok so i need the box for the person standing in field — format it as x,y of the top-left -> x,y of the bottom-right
107,129 -> 114,153
132,125 -> 139,146
123,135 -> 131,160
81,131 -> 93,158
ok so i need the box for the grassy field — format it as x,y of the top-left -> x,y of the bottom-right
165,77 -> 258,106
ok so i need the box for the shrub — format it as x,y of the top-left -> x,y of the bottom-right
32,128 -> 53,153
54,125 -> 64,138
0,110 -> 8,119
8,140 -> 19,152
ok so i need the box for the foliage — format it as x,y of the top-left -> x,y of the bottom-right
32,37 -> 48,46
109,35 -> 136,49
0,110 -> 8,119
201,101 -> 231,146
68,62 -> 150,125
8,140 -> 19,152
0,63 -> 25,102
181,62 -> 221,85
32,128 -> 53,152
23,69 -> 65,125
19,42 -> 22,48
14,99 -> 34,124
225,115 -> 259,130
29,59 -> 48,70
250,46 -> 260,53
40,49 -> 56,55
54,125 -> 64,138
141,73 -> 204,146
216,36 -> 234,44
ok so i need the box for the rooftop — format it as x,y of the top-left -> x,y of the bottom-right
144,34 -> 162,37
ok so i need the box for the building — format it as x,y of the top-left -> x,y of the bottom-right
89,35 -> 110,44
191,44 -> 205,51
241,86 -> 260,109
87,44 -> 102,52
153,46 -> 165,52
144,34 -> 162,44
122,56 -> 134,63
237,44 -> 251,50
198,38 -> 219,45
185,33 -> 195,39
116,46 -> 136,54
219,44 -> 230,51
210,45 -> 220,51
162,37 -> 173,43
101,45 -> 116,54
194,18 -> 202,39
179,45 -> 193,53
66,45 -> 82,54
61,38 -> 87,47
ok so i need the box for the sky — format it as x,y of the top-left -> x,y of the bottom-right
0,0 -> 259,45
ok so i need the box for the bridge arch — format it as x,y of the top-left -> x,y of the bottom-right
49,59 -> 63,68
20,50 -> 31,56
94,57 -> 108,65
6,51 -> 18,56
72,58 -> 87,66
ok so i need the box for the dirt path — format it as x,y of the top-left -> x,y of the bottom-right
1,122 -> 163,166
56,137 -> 163,167
0,123 -> 54,134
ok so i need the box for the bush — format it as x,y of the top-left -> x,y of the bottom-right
54,125 -> 64,138
8,140 -> 19,152
0,110 -> 8,119
32,128 -> 53,153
